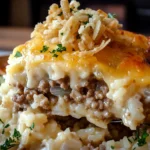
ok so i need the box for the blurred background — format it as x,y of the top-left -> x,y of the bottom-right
0,0 -> 150,51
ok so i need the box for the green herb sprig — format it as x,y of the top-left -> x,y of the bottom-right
137,130 -> 149,147
40,45 -> 49,53
14,51 -> 22,58
13,129 -> 21,140
53,53 -> 58,58
50,44 -> 66,57
83,21 -> 89,25
111,146 -> 115,149
128,129 -> 149,149
82,14 -> 93,25
127,137 -> 133,143
29,123 -> 35,130
0,119 -> 10,134
0,128 -> 21,150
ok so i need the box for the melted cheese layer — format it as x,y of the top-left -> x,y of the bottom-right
8,37 -> 150,87
4,36 -> 150,129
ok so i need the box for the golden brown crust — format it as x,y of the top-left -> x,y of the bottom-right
104,29 -> 149,50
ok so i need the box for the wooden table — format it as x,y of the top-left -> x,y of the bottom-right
0,27 -> 33,50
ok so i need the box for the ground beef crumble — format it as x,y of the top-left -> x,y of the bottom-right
12,76 -> 113,121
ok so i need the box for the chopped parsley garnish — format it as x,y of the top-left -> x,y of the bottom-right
61,32 -> 64,36
29,123 -> 35,130
82,14 -> 93,25
0,137 -> 16,150
58,12 -> 63,16
51,49 -> 56,53
0,119 -> 4,124
2,124 -> 10,134
53,53 -> 58,58
4,124 -> 9,129
50,44 -> 66,57
0,128 -> 21,150
111,146 -> 115,149
137,130 -> 149,147
14,51 -> 22,58
108,13 -> 117,19
56,44 -> 66,52
128,129 -> 149,149
127,137 -> 133,143
40,45 -> 49,53
83,21 -> 89,25
13,129 -> 21,140
0,119 -> 10,134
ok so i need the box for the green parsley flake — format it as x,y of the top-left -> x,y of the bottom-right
0,128 -> 21,150
40,45 -> 49,53
82,14 -> 93,26
61,32 -> 64,36
111,146 -> 115,149
57,44 -> 66,52
53,53 -> 58,57
127,137 -> 133,143
0,118 -> 10,134
129,129 -> 149,149
51,50 -> 56,53
0,137 -> 16,150
14,51 -> 22,58
108,13 -> 117,19
13,129 -> 21,140
137,130 -> 149,147
50,44 -> 66,58
0,119 -> 4,124
83,21 -> 89,25
29,123 -> 35,130
2,124 -> 10,134
58,12 -> 63,16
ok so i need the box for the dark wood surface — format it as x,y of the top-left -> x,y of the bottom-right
0,56 -> 8,74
